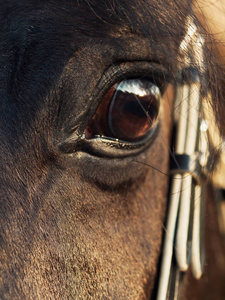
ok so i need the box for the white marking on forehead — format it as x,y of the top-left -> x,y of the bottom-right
180,20 -> 197,52
179,16 -> 205,72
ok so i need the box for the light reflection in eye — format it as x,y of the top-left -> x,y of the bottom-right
85,78 -> 161,143
116,79 -> 160,97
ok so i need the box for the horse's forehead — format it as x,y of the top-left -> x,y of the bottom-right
0,0 -> 185,146
2,0 -> 187,40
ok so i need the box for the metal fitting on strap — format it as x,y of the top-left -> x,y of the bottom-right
170,153 -> 202,185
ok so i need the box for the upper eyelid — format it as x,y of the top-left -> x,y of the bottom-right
98,61 -> 172,91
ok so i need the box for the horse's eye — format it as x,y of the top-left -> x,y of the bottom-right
85,79 -> 160,143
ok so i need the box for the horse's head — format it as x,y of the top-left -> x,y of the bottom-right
1,1 -> 225,299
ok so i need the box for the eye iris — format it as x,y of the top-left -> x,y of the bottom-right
85,78 -> 160,142
108,80 -> 160,141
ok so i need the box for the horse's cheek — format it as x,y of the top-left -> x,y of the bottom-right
15,92 -> 172,299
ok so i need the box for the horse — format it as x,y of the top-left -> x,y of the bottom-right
1,0 -> 225,299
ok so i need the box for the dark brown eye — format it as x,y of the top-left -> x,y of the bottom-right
85,79 -> 160,143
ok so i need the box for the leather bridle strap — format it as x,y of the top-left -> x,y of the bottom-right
156,19 -> 210,300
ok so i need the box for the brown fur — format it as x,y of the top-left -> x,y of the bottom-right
0,1 -> 225,299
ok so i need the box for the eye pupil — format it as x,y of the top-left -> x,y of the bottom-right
85,78 -> 160,143
124,100 -> 147,117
